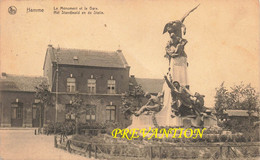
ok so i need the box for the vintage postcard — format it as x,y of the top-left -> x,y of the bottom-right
0,0 -> 259,159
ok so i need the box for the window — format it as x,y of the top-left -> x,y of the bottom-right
65,104 -> 75,121
107,80 -> 116,94
106,105 -> 116,121
11,103 -> 22,119
87,79 -> 96,94
67,77 -> 76,92
86,105 -> 96,121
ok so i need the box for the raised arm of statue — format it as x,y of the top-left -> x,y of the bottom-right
164,75 -> 175,91
181,86 -> 193,97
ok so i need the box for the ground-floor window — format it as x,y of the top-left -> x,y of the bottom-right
106,105 -> 116,122
65,104 -> 75,121
86,105 -> 96,121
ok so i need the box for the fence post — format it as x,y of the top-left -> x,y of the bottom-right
59,135 -> 62,144
219,146 -> 223,159
95,145 -> 97,159
35,129 -> 37,135
67,140 -> 71,153
159,146 -> 161,160
150,146 -> 153,160
89,144 -> 92,158
227,146 -> 230,158
54,136 -> 58,148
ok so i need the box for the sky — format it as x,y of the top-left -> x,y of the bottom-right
0,0 -> 259,107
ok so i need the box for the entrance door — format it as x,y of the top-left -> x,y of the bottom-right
11,103 -> 23,127
32,103 -> 43,127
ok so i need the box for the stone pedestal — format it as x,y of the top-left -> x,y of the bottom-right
128,114 -> 155,129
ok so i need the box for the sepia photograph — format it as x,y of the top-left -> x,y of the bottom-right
0,0 -> 259,159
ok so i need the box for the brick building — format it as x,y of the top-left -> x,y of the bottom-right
0,73 -> 47,127
43,45 -> 131,125
0,45 -> 131,127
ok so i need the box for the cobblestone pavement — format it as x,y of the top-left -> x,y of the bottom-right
0,129 -> 92,160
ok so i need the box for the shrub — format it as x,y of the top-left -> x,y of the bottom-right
43,121 -> 75,135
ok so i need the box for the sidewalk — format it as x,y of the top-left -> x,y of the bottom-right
0,127 -> 37,130
0,130 -> 93,160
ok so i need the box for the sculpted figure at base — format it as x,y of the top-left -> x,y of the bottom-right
164,75 -> 193,111
163,75 -> 206,117
135,92 -> 163,116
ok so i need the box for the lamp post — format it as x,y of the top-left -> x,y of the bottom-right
55,60 -> 59,123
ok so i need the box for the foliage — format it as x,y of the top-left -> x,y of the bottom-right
214,82 -> 260,139
215,82 -> 259,113
121,85 -> 144,119
77,121 -> 124,135
35,81 -> 52,106
66,93 -> 84,134
43,121 -> 75,135
67,93 -> 84,118
69,132 -> 259,159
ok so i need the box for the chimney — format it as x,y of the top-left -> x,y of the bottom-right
116,49 -> 122,53
116,44 -> 122,53
1,72 -> 7,79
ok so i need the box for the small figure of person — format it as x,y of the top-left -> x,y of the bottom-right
165,36 -> 188,64
164,75 -> 194,116
193,92 -> 206,114
134,92 -> 163,116
174,38 -> 188,57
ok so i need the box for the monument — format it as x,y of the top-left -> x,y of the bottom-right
128,5 -> 217,129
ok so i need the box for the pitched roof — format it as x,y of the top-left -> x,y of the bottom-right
224,110 -> 258,117
0,73 -> 47,92
135,78 -> 164,94
47,46 -> 129,69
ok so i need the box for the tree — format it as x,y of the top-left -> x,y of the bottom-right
35,81 -> 52,106
214,82 -> 260,133
215,82 -> 259,113
121,85 -> 144,119
68,93 -> 84,134
35,81 -> 53,127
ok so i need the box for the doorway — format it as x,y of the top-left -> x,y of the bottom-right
32,103 -> 44,127
11,102 -> 23,127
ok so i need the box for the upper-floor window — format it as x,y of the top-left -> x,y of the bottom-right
87,79 -> 96,94
107,80 -> 116,94
67,77 -> 76,92
86,105 -> 96,121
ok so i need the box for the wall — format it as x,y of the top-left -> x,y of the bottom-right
52,65 -> 129,94
0,91 -> 35,127
55,94 -> 130,126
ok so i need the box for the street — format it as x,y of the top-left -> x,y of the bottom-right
0,129 -> 92,160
